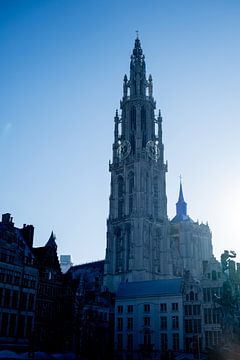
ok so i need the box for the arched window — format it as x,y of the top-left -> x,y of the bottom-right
115,228 -> 123,272
128,172 -> 134,215
130,134 -> 135,154
118,176 -> 124,198
153,176 -> 158,218
126,224 -> 131,271
190,291 -> 194,301
141,106 -> 146,147
118,176 -> 124,218
130,106 -> 136,130
141,106 -> 146,130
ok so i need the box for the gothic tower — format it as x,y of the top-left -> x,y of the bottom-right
104,37 -> 172,292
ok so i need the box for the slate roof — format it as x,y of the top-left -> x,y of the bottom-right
116,278 -> 183,299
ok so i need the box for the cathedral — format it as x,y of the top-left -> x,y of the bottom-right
1,36 -> 236,359
104,36 -> 213,293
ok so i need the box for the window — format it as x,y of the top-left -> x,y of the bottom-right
193,319 -> 201,333
127,317 -> 133,330
144,304 -> 150,312
4,288 -> 11,307
118,176 -> 124,218
127,333 -> 133,351
189,291 -> 194,301
203,288 -> 211,302
116,228 -> 123,272
161,333 -> 168,352
12,290 -> 19,308
9,314 -> 16,337
117,317 -> 123,331
130,106 -> 136,130
1,313 -> 9,336
18,315 -> 25,338
185,319 -> 193,333
117,305 -> 123,313
173,333 -> 179,351
0,288 -> 2,306
193,305 -> 201,316
205,331 -> 222,347
26,316 -> 33,338
127,305 -> 133,313
184,305 -> 192,316
144,334 -> 151,346
160,316 -> 167,330
172,303 -> 178,312
28,293 -> 34,311
141,106 -> 146,147
117,334 -> 123,350
172,316 -> 179,329
20,292 -> 28,310
144,317 -> 150,327
160,303 -> 167,312
128,172 -> 134,215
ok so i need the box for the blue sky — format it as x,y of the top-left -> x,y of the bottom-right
1,0 -> 240,264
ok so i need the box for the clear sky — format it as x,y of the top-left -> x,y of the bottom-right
1,0 -> 240,264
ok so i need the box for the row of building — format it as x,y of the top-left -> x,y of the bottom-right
1,208 -> 239,359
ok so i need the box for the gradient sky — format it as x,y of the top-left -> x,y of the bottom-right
1,0 -> 240,265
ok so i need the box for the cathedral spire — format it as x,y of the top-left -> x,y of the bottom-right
129,36 -> 146,97
176,178 -> 187,219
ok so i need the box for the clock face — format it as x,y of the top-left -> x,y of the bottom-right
146,140 -> 160,161
117,140 -> 131,161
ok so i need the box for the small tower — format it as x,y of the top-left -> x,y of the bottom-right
176,179 -> 188,221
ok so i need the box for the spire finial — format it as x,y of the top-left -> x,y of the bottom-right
136,30 -> 139,39
180,174 -> 182,183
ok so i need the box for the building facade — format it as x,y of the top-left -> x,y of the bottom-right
0,214 -> 70,353
115,278 -> 184,360
0,213 -> 38,351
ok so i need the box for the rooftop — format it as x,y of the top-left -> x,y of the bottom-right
116,278 -> 183,299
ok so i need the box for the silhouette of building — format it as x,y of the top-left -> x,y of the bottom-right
0,214 -> 71,353
0,213 -> 38,351
33,232 -> 68,352
67,261 -> 114,359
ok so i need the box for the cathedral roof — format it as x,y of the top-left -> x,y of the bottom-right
171,214 -> 193,224
116,278 -> 183,298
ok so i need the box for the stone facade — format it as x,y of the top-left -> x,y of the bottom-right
104,37 -> 171,293
170,182 -> 213,278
